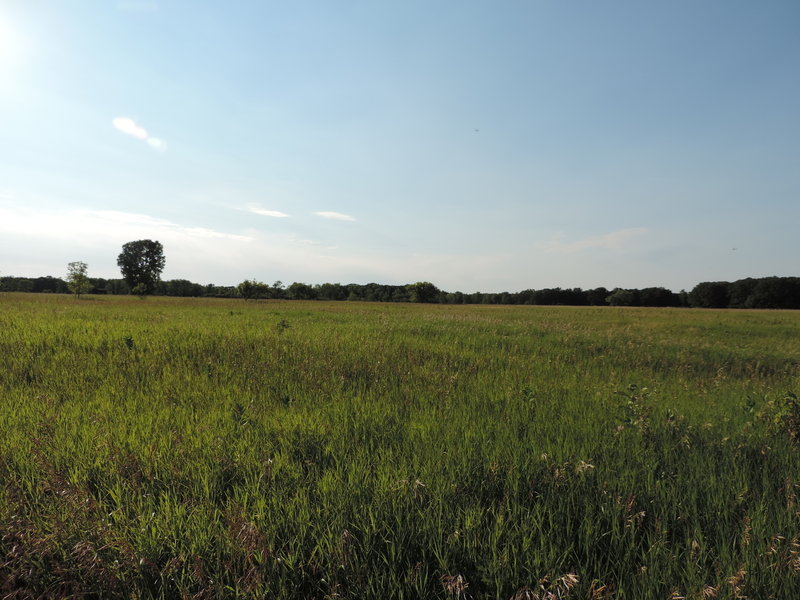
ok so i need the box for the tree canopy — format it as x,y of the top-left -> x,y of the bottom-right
117,240 -> 166,295
66,261 -> 92,297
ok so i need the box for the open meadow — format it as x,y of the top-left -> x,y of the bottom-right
1,293 -> 800,599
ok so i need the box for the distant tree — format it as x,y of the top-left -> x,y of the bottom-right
32,275 -> 68,294
89,277 -> 109,294
15,278 -> 34,293
346,284 -> 363,302
747,277 -> 800,309
238,280 -> 255,300
530,288 -> 553,305
117,240 -> 165,295
638,287 -> 680,307
360,283 -> 381,302
563,288 -> 589,306
728,278 -> 758,308
165,279 -> 204,297
107,279 -> 131,295
271,281 -> 285,299
514,289 -> 533,304
442,291 -> 465,304
391,286 -> 410,302
237,279 -> 269,300
606,288 -> 638,306
407,281 -> 440,303
312,283 -> 343,301
286,282 -> 316,300
66,261 -> 92,297
688,281 -> 730,308
586,287 -> 610,306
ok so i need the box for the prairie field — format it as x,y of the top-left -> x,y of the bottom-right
2,293 -> 800,599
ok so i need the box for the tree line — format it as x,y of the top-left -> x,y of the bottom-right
686,277 -> 800,309
2,239 -> 798,308
4,273 -> 800,308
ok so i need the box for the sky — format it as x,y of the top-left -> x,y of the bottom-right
1,1 -> 798,293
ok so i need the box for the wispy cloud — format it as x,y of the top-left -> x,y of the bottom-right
147,138 -> 167,151
245,204 -> 289,218
315,211 -> 355,222
0,204 -> 249,244
0,201 -> 263,280
296,238 -> 338,250
0,198 -> 655,291
542,228 -> 649,253
113,117 -> 167,152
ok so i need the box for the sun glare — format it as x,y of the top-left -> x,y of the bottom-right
0,16 -> 11,53
0,14 -> 27,71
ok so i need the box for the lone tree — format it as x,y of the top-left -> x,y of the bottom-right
66,261 -> 92,297
117,239 -> 165,295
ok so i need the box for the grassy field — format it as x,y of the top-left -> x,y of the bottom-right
1,293 -> 800,599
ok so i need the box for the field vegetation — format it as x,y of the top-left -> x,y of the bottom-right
1,293 -> 799,598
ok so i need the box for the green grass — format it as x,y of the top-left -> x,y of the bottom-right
1,293 -> 800,599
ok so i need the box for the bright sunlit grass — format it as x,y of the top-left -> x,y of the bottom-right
1,294 -> 799,598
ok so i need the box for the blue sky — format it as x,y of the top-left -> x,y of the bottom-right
1,1 -> 798,292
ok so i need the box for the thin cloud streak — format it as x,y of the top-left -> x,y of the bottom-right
245,204 -> 289,218
315,211 -> 355,222
0,204 -> 250,244
0,200 -> 482,288
542,228 -> 649,253
0,198 -> 669,291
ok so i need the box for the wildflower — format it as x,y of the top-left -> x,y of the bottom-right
441,574 -> 469,598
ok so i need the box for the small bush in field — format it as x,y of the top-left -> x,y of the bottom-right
760,391 -> 800,443
615,383 -> 653,432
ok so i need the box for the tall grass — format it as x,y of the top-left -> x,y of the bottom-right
1,294 -> 799,598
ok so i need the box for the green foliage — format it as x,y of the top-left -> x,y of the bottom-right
689,281 -> 730,308
689,277 -> 800,309
163,279 -> 204,297
275,318 -> 290,334
759,391 -> 800,443
237,279 -> 270,300
407,281 -> 441,303
286,282 -> 315,300
615,383 -> 653,431
1,296 -> 800,597
606,288 -> 637,306
66,261 -> 92,297
116,239 -> 165,295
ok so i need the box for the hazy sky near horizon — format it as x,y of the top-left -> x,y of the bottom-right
1,1 -> 798,292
